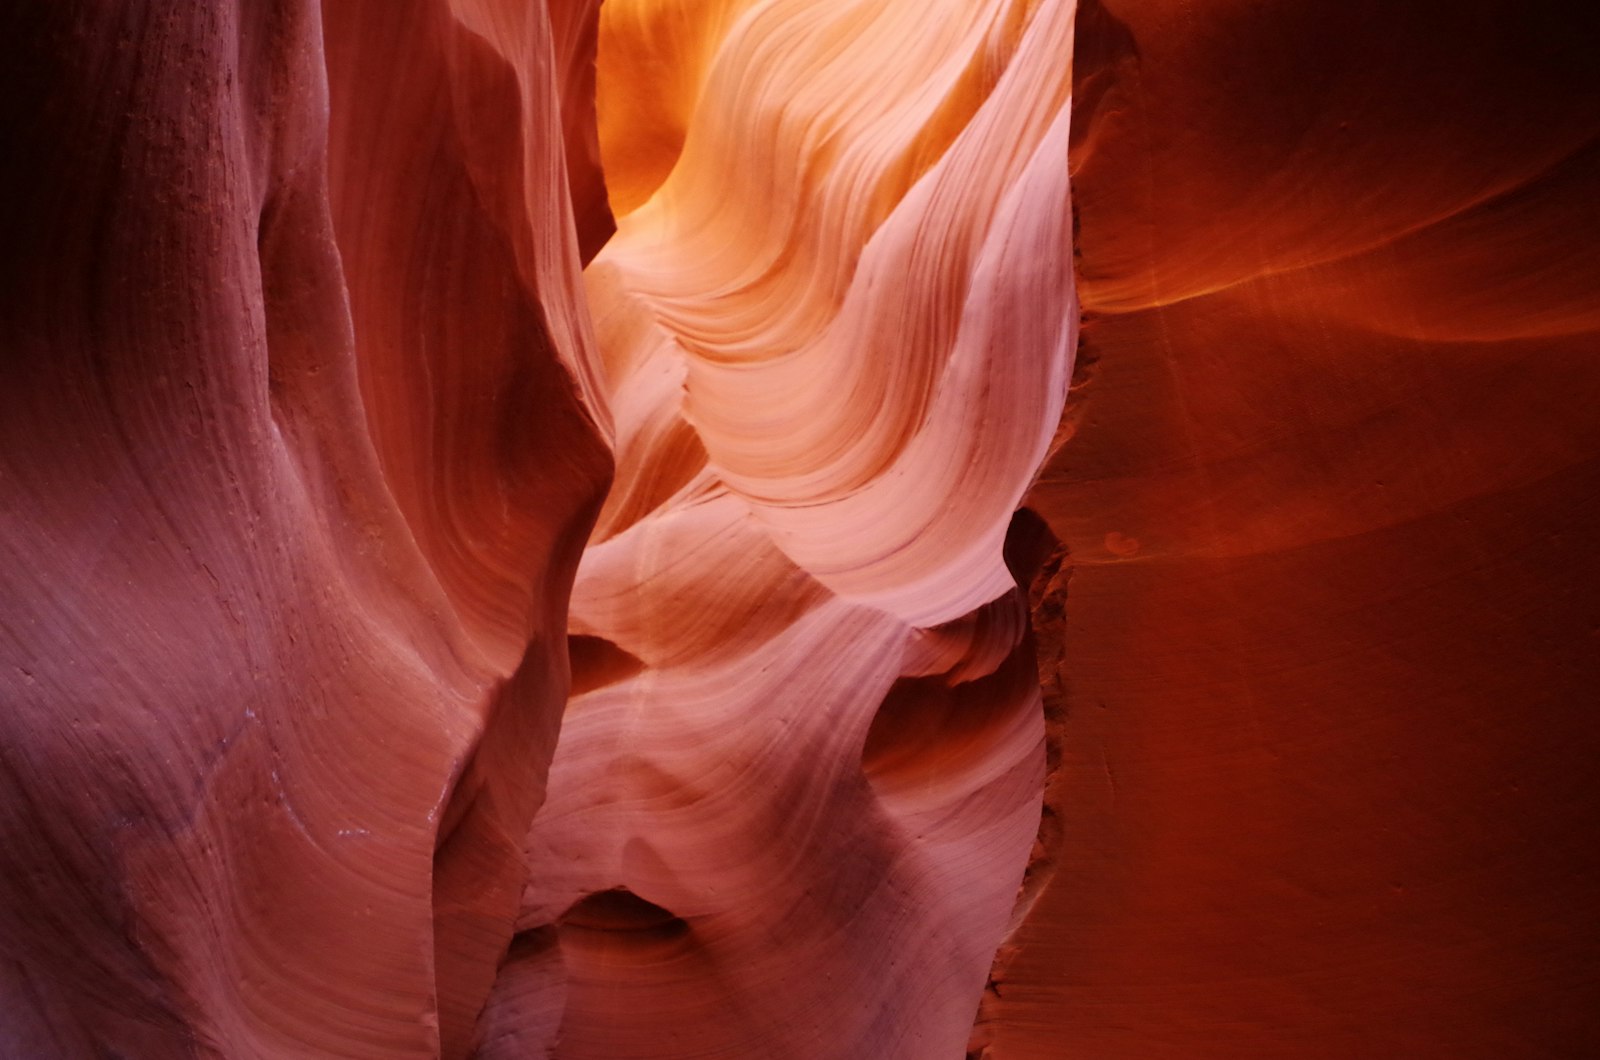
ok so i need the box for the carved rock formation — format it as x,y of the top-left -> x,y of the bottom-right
2,0 -> 1071,1055
4,0 -> 1598,1057
478,1 -> 1075,1055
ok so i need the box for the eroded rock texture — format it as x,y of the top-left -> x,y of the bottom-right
1,0 -> 1071,1057
6,0 -> 1597,1056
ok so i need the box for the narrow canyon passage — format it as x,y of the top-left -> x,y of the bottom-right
2,0 -> 1597,1057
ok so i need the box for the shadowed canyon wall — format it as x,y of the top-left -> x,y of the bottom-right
979,1 -> 1600,1056
3,0 -> 1598,1057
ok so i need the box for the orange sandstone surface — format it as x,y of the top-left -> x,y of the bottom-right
2,0 -> 1597,1057
481,1 -> 1074,1055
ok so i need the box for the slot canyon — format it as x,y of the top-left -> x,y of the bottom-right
1,0 -> 1596,1057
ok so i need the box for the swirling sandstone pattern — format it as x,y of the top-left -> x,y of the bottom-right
2,0 -> 1072,1056
478,0 -> 1076,1056
6,0 -> 1598,1056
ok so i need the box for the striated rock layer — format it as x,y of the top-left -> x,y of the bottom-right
980,0 -> 1600,1056
477,0 -> 1077,1056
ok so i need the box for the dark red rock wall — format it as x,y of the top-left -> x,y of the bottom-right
982,1 -> 1600,1055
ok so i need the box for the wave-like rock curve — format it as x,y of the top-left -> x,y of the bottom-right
479,0 -> 1076,1055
